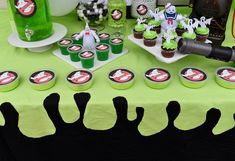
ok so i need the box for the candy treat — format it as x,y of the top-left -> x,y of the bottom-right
0,71 -> 20,92
133,17 -> 146,39
148,19 -> 161,34
29,70 -> 56,91
216,67 -> 235,89
194,17 -> 212,42
99,33 -> 111,44
144,68 -> 171,89
67,45 -> 83,62
161,40 -> 177,58
95,44 -> 110,61
181,18 -> 198,40
79,51 -> 95,69
182,32 -> 197,40
108,68 -> 135,90
180,67 -> 207,89
77,0 -> 108,25
66,70 -> 93,91
176,21 -> 186,36
57,38 -> 73,55
110,38 -> 124,54
71,33 -> 83,45
143,25 -> 157,47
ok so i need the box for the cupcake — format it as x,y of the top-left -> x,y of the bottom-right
29,70 -> 56,91
67,45 -> 83,62
79,51 -> 95,69
176,21 -> 186,36
143,30 -> 157,47
0,71 -> 20,92
108,68 -> 135,90
162,31 -> 177,42
71,33 -> 83,45
180,67 -> 207,89
195,27 -> 210,42
99,33 -> 111,44
148,19 -> 161,34
216,67 -> 235,89
144,68 -> 171,89
110,38 -> 124,54
66,70 -> 93,91
133,23 -> 146,39
96,44 -> 110,61
182,31 -> 196,40
57,38 -> 73,55
161,40 -> 177,58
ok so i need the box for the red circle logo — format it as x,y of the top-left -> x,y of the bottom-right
136,4 -> 148,16
182,69 -> 205,81
146,69 -> 169,82
112,10 -> 122,20
219,69 -> 235,82
15,0 -> 36,17
31,72 -> 53,84
68,72 -> 91,84
0,72 -> 16,85
110,70 -> 133,83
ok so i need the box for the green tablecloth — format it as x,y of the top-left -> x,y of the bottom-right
0,4 -> 235,138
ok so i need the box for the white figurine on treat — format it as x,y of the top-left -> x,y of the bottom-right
136,17 -> 146,25
158,3 -> 186,32
149,8 -> 164,21
194,16 -> 212,28
163,29 -> 175,43
76,23 -> 100,50
182,18 -> 199,34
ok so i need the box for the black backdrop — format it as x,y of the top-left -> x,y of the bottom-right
0,93 -> 234,161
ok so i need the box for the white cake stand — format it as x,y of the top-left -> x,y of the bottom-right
8,23 -> 67,53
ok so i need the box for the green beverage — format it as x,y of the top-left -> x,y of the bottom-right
8,0 -> 53,41
108,0 -> 126,28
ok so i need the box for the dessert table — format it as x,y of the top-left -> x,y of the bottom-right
0,3 -> 235,161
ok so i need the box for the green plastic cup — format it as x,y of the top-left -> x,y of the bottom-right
79,51 -> 95,69
71,33 -> 83,45
67,45 -> 83,62
99,33 -> 110,44
96,44 -> 110,61
57,38 -> 73,55
110,38 -> 124,54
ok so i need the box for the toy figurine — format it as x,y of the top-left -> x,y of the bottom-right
158,3 -> 186,33
148,8 -> 163,34
76,23 -> 100,50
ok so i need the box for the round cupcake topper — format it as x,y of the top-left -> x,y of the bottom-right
112,10 -> 123,20
181,68 -> 207,82
68,45 -> 82,52
30,70 -> 54,84
80,51 -> 94,58
217,68 -> 235,82
109,69 -> 134,83
145,68 -> 171,82
67,70 -> 92,84
59,39 -> 72,45
111,38 -> 123,44
136,4 -> 148,16
99,33 -> 110,39
96,44 -> 109,51
0,71 -> 18,85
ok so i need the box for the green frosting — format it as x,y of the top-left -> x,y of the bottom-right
143,31 -> 157,39
134,24 -> 145,32
162,40 -> 177,50
163,31 -> 177,39
196,27 -> 210,35
182,32 -> 196,40
177,22 -> 184,29
148,20 -> 161,27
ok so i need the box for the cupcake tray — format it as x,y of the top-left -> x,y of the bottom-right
53,48 -> 128,71
128,34 -> 211,64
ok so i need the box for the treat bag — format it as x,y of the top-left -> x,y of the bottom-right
8,0 -> 53,41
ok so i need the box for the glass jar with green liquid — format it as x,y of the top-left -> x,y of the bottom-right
8,0 -> 53,41
108,0 -> 126,28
